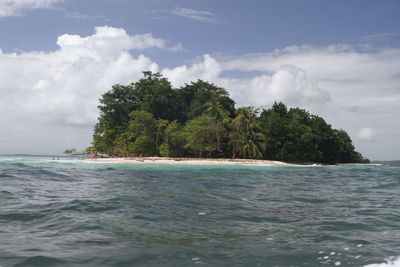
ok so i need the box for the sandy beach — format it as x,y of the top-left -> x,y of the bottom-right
46,157 -> 382,167
78,157 -> 305,167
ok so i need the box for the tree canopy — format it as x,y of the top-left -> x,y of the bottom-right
63,148 -> 76,154
91,72 -> 369,164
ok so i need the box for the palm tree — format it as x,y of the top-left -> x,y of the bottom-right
204,96 -> 225,117
229,107 -> 266,159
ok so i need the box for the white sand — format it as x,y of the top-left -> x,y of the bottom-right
78,157 -> 304,167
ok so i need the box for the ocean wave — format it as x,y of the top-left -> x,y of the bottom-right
1,155 -> 400,266
365,257 -> 400,267
13,255 -> 66,266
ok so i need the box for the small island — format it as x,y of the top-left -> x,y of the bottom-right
89,72 -> 369,164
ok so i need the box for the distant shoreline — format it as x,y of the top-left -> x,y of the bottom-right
74,157 -> 382,167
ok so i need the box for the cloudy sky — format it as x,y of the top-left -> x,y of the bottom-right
0,0 -> 399,160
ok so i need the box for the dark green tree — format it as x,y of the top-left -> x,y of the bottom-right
93,84 -> 139,154
333,129 -> 369,163
92,72 -> 369,163
93,72 -> 175,154
259,102 -> 290,160
128,110 -> 157,139
230,107 -> 265,159
132,136 -> 158,156
159,121 -> 186,157
113,110 -> 158,156
63,148 -> 76,154
258,102 -> 368,163
133,71 -> 176,120
174,80 -> 235,122
184,114 -> 226,157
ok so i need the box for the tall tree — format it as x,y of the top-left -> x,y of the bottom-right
175,80 -> 235,122
93,72 -> 174,154
93,84 -> 139,154
259,102 -> 290,160
159,121 -> 186,157
92,73 -> 369,163
230,107 -> 265,159
128,110 -> 157,139
134,71 -> 176,120
184,114 -> 226,157
114,110 -> 158,156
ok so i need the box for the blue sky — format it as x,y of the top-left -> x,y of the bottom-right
2,0 -> 400,55
0,0 -> 399,159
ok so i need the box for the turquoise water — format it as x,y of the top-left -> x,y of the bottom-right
1,156 -> 399,266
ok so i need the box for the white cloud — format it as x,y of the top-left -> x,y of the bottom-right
162,54 -> 221,86
216,45 -> 400,118
357,128 -> 377,142
168,43 -> 184,52
243,65 -> 330,107
56,26 -> 172,55
160,46 -> 400,159
32,79 -> 50,91
162,55 -> 330,107
168,7 -> 219,23
0,0 -> 63,17
0,26 -> 399,159
0,26 -> 180,153
362,32 -> 400,40
64,11 -> 103,20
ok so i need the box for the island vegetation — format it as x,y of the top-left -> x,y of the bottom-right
63,148 -> 76,154
90,72 -> 369,164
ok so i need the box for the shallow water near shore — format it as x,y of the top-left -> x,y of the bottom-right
1,156 -> 399,266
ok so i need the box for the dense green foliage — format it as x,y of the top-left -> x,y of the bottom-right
92,72 -> 369,164
63,148 -> 76,154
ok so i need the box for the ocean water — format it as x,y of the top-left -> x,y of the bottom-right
1,156 -> 399,267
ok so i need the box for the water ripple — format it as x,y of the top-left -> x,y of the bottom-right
0,157 -> 399,266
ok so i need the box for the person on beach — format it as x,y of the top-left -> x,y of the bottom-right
91,150 -> 97,160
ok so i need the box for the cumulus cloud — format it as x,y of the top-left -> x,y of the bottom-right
56,26 -> 173,54
239,65 -> 330,107
357,128 -> 377,142
217,45 -> 400,120
162,54 -> 222,86
1,26 -> 168,127
161,55 -> 330,107
0,0 -> 63,17
0,26 -> 174,153
1,26 -> 399,159
159,46 -> 400,159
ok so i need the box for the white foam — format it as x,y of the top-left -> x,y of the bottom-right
335,261 -> 341,266
364,257 -> 400,267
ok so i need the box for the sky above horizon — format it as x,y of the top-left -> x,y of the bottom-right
0,0 -> 399,160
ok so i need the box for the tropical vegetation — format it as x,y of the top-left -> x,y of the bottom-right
91,72 -> 369,164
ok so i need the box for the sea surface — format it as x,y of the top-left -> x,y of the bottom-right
1,156 -> 399,267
